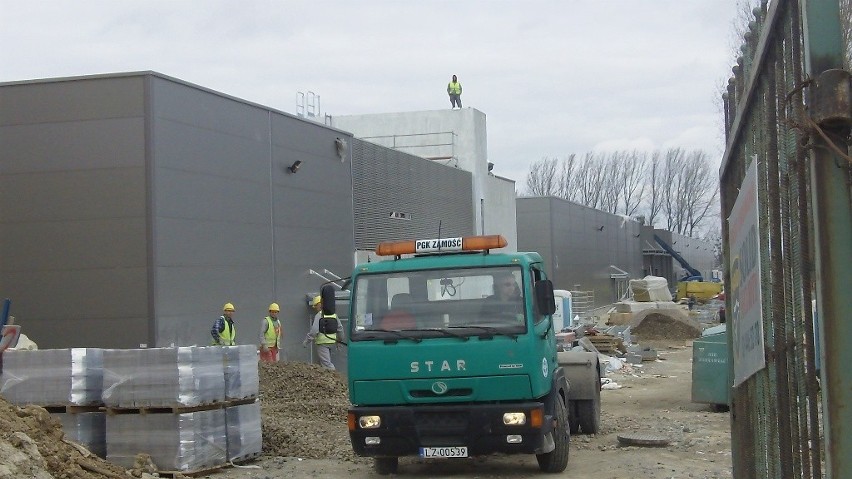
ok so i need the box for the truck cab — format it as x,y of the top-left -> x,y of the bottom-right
344,235 -> 570,474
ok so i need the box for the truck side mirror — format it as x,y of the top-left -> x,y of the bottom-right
321,284 -> 336,315
535,280 -> 556,316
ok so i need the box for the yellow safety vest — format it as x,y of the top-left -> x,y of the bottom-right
216,318 -> 236,346
315,314 -> 338,345
448,81 -> 462,95
263,316 -> 281,348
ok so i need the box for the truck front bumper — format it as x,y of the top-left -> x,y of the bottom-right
348,402 -> 554,457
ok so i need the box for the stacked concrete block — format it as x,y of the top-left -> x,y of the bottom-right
106,408 -> 227,471
101,346 -> 225,407
225,400 -> 262,462
223,345 -> 259,400
0,348 -> 104,406
57,412 -> 107,458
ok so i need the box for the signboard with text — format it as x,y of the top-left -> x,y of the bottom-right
728,160 -> 766,386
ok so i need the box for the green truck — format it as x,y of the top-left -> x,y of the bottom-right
333,235 -> 600,474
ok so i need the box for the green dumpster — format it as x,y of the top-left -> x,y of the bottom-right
691,326 -> 731,407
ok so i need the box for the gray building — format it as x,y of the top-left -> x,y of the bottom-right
351,138 -> 474,256
516,197 -> 644,307
0,72 -> 355,351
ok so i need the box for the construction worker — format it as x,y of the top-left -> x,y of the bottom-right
211,303 -> 237,346
259,303 -> 282,362
302,295 -> 342,370
447,74 -> 462,109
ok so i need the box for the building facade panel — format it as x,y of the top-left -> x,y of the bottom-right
0,75 -> 149,349
351,138 -> 473,251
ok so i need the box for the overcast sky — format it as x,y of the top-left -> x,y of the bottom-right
1,1 -> 743,185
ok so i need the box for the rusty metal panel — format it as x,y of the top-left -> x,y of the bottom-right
719,0 -> 846,477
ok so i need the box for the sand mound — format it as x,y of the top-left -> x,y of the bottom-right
630,308 -> 702,341
0,395 -> 129,479
258,361 -> 366,463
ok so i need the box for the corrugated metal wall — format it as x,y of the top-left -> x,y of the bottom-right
0,75 -> 150,348
516,197 -> 644,306
0,72 -> 355,352
351,138 -> 474,250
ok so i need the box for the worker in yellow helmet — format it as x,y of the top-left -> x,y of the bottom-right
259,302 -> 282,362
302,295 -> 342,370
211,302 -> 237,346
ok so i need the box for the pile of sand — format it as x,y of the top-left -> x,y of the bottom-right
258,361 -> 366,463
0,396 -> 130,479
630,308 -> 702,341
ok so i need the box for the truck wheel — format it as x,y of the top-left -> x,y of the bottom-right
576,398 -> 600,434
568,400 -> 580,435
536,398 -> 569,472
374,457 -> 398,475
577,374 -> 602,434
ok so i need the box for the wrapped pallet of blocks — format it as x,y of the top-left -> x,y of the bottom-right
101,346 -> 225,407
223,345 -> 259,400
58,411 -> 107,458
629,275 -> 672,302
226,400 -> 262,462
0,348 -> 104,406
106,408 -> 227,471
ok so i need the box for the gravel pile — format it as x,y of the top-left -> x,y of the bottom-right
0,395 -> 129,479
630,309 -> 702,340
258,361 -> 368,463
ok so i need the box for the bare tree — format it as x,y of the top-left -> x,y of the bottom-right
617,150 -> 647,216
645,150 -> 665,227
573,152 -> 605,209
659,149 -> 718,236
525,157 -> 561,196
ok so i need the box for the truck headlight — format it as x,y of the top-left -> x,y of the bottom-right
358,415 -> 381,429
503,412 -> 527,425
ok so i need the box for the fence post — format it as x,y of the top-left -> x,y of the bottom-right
802,1 -> 852,477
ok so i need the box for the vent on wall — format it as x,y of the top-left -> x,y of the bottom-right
389,212 -> 411,220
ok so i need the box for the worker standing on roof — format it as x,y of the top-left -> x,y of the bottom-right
259,303 -> 282,362
302,295 -> 342,370
447,74 -> 462,109
211,303 -> 237,346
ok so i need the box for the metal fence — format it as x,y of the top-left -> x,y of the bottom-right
719,1 -> 851,478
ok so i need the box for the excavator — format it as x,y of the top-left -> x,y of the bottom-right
653,235 -> 722,301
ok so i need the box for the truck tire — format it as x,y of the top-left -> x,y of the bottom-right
568,400 -> 580,435
577,371 -> 602,434
374,457 -> 398,475
576,397 -> 600,434
536,397 -> 570,472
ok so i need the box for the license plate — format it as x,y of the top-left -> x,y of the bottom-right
419,446 -> 468,458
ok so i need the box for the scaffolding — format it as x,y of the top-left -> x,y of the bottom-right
568,288 -> 595,321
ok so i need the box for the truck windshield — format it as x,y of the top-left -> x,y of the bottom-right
349,266 -> 526,341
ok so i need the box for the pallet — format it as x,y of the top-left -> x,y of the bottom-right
224,397 -> 258,407
157,463 -> 229,477
586,334 -> 625,353
103,402 -> 224,415
43,405 -> 104,414
230,451 -> 262,464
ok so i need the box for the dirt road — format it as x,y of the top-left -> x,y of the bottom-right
215,341 -> 732,479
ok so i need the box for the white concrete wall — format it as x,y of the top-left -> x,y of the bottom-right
484,174 -> 518,252
332,108 -> 505,238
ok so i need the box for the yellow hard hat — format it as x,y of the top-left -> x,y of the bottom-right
223,302 -> 235,312
310,295 -> 322,307
268,303 -> 280,312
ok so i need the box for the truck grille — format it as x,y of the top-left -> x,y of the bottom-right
410,388 -> 472,398
413,411 -> 468,434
